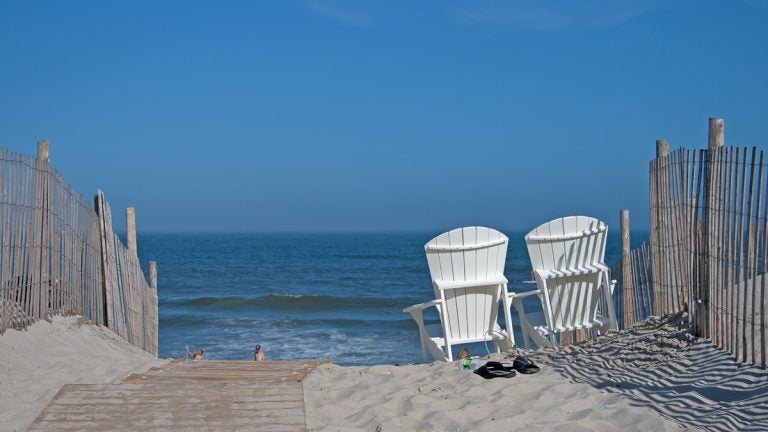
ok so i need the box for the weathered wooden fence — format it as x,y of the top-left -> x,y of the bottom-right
611,240 -> 654,330
0,141 -> 157,355
612,118 -> 767,369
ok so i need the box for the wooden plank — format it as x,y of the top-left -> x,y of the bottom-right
712,148 -> 729,346
0,148 -> 9,331
641,243 -> 652,317
0,148 -> 13,331
667,151 -> 678,314
682,148 -> 694,313
157,359 -> 327,369
17,152 -> 32,327
660,149 -> 673,315
748,148 -> 757,362
669,149 -> 684,318
728,147 -> 739,356
692,150 -> 705,330
750,150 -> 764,364
10,151 -> 21,327
677,149 -> 690,315
743,147 -> 757,363
713,148 -> 732,347
711,146 -> 724,343
126,207 -> 137,257
634,248 -> 643,322
686,149 -> 697,317
730,148 -> 741,357
65,179 -> 78,315
50,167 -> 60,315
673,149 -> 687,318
95,191 -> 115,330
628,249 -> 637,325
649,157 -> 659,316
762,151 -> 768,369
620,210 -> 632,328
650,142 -> 667,318
28,150 -> 41,320
736,147 -> 748,362
52,383 -> 303,398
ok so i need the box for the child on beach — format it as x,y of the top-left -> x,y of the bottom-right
254,344 -> 265,361
186,345 -> 204,360
457,348 -> 470,360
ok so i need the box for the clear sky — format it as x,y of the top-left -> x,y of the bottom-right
1,0 -> 767,233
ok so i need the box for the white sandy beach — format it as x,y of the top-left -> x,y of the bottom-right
304,314 -> 768,432
2,314 -> 767,431
304,358 -> 681,432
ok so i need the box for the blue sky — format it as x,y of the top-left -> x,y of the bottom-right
1,0 -> 766,233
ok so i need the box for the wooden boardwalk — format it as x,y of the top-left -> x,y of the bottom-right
27,360 -> 327,432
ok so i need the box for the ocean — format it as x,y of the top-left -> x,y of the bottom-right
137,231 -> 646,366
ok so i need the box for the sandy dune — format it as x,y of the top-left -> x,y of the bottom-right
0,316 -> 166,432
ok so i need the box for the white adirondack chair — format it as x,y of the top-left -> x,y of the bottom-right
509,216 -> 618,349
403,227 -> 515,362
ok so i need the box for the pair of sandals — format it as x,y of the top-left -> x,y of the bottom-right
473,357 -> 540,379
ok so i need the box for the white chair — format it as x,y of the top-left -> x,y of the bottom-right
404,227 -> 515,362
509,216 -> 618,349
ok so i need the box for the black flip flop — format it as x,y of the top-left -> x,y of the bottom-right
512,356 -> 540,374
474,361 -> 516,379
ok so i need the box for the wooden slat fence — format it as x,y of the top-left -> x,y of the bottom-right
611,118 -> 767,369
0,142 -> 157,356
611,242 -> 654,330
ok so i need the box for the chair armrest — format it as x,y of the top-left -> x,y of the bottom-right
403,299 -> 441,313
433,276 -> 508,290
507,290 -> 541,301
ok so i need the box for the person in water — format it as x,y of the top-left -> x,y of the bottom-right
186,345 -> 204,360
254,344 -> 265,361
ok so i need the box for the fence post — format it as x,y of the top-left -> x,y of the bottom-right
650,140 -> 668,317
621,210 -> 632,328
709,118 -> 725,150
126,207 -> 137,258
149,261 -> 157,291
657,140 -> 669,157
34,140 -> 51,321
95,191 -> 116,330
704,118 -> 725,338
149,260 -> 158,356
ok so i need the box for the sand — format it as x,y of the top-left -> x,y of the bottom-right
0,316 -> 167,432
3,314 -> 767,432
304,314 -> 768,432
303,360 -> 680,432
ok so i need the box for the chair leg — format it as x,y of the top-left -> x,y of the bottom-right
445,343 -> 453,362
408,308 -> 431,362
512,300 -> 533,350
500,283 -> 516,347
601,271 -> 619,331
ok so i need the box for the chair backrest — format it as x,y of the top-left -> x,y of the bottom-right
524,216 -> 609,331
525,216 -> 607,273
424,227 -> 508,343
